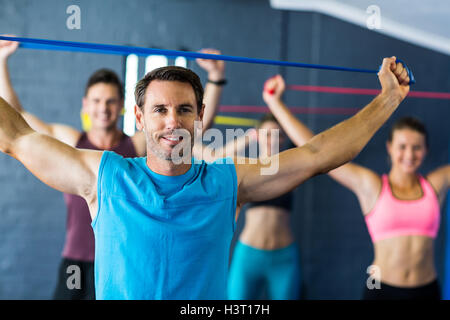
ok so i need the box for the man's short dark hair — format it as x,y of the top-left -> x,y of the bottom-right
134,66 -> 204,114
85,69 -> 124,100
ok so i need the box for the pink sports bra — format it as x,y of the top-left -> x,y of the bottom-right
365,174 -> 440,243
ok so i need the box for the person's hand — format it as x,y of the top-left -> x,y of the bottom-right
262,74 -> 285,105
0,35 -> 19,61
196,48 -> 225,82
378,56 -> 410,102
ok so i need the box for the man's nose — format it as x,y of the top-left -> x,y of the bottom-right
165,109 -> 181,129
97,100 -> 108,112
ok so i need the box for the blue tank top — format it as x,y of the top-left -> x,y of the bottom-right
92,151 -> 238,300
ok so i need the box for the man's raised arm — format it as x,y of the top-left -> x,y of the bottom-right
0,97 -> 102,213
196,48 -> 226,131
236,56 -> 410,207
0,36 -> 80,146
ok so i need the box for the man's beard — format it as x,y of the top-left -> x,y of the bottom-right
146,129 -> 193,163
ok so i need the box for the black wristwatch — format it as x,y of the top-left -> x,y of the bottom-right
207,79 -> 227,86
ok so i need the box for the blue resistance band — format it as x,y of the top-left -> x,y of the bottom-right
0,35 -> 415,84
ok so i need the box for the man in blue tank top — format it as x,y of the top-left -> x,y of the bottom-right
0,36 -> 227,299
0,57 -> 413,299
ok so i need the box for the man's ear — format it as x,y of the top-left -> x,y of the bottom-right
119,98 -> 125,115
198,103 -> 205,122
81,97 -> 88,112
135,105 -> 145,131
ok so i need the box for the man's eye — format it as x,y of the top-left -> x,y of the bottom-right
180,108 -> 191,113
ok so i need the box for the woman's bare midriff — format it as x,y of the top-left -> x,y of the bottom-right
371,235 -> 436,287
239,206 -> 294,250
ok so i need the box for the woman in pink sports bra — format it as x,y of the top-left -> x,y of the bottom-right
263,74 -> 449,300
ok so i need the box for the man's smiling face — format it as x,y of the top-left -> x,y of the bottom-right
135,80 -> 203,161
